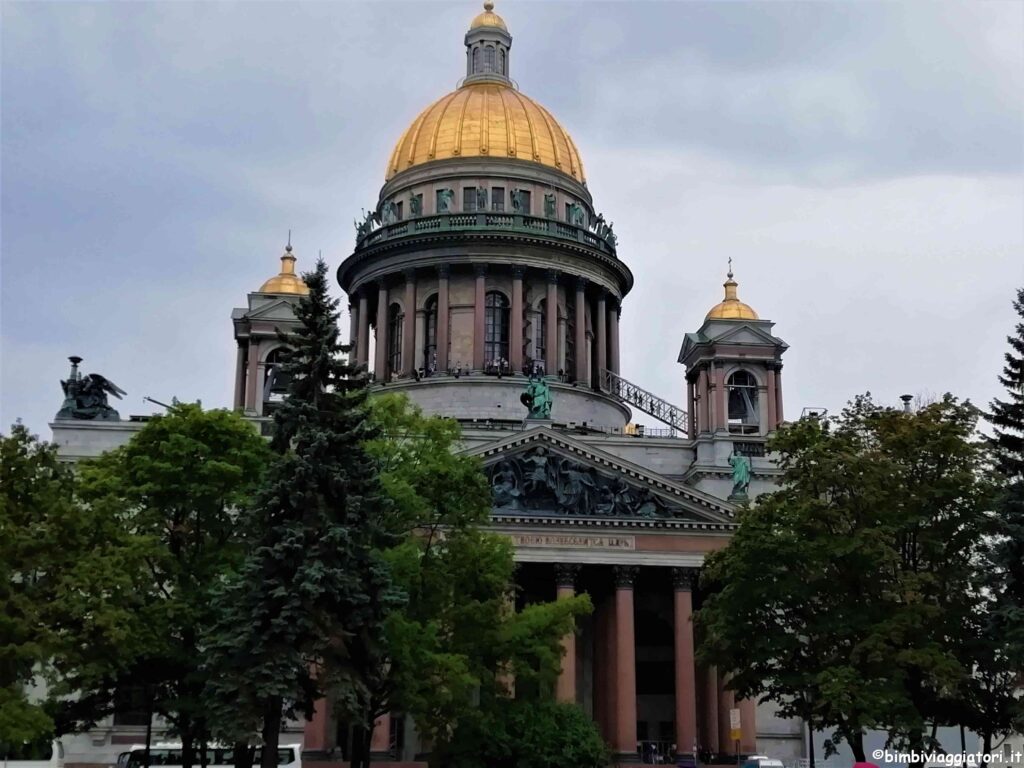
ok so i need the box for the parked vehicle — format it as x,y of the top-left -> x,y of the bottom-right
117,744 -> 300,768
1,739 -> 63,768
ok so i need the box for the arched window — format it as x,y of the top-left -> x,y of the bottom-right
483,46 -> 496,73
424,295 -> 438,371
472,46 -> 481,72
534,299 -> 547,371
484,291 -> 509,365
262,347 -> 290,405
387,303 -> 403,376
565,294 -> 576,380
499,49 -> 506,74
727,370 -> 759,434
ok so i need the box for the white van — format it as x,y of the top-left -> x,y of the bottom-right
1,739 -> 64,768
117,744 -> 300,768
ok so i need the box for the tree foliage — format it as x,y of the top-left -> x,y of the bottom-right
697,394 -> 994,762
203,260 -> 400,768
364,394 -> 593,768
58,404 -> 270,765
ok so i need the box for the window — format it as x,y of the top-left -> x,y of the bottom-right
565,293 -> 576,379
484,291 -> 510,364
472,47 -> 480,72
463,187 -> 476,212
535,300 -> 547,364
727,370 -> 760,434
113,683 -> 149,726
491,186 -> 505,212
484,46 -> 496,73
424,295 -> 438,371
262,347 -> 290,404
565,202 -> 572,222
387,303 -> 403,375
500,49 -> 505,74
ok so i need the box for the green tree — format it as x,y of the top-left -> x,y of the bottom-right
972,285 -> 1024,750
61,404 -> 270,767
697,395 -> 991,763
363,394 -> 592,768
204,259 -> 400,768
0,424 -> 150,744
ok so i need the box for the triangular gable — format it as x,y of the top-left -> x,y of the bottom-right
244,298 -> 302,322
711,322 -> 786,348
463,427 -> 735,524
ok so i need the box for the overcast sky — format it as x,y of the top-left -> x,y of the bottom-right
2,0 -> 1022,437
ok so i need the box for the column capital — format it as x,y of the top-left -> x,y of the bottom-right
554,563 -> 581,589
437,263 -> 451,278
546,268 -> 560,284
575,275 -> 588,291
613,565 -> 638,588
376,278 -> 387,291
511,265 -> 526,279
403,267 -> 416,282
474,263 -> 488,278
672,566 -> 700,591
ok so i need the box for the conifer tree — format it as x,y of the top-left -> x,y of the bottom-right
204,260 -> 400,768
981,287 -> 1024,737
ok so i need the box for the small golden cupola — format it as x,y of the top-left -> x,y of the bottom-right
259,242 -> 309,295
470,0 -> 507,31
705,262 -> 758,320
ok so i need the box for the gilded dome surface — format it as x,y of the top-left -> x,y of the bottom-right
385,82 -> 586,184
259,246 -> 309,295
706,270 -> 758,320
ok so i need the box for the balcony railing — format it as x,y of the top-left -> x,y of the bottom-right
355,212 -> 618,258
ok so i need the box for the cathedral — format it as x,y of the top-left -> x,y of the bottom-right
51,3 -> 802,765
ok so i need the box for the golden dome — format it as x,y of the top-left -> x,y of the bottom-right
470,1 -> 507,30
385,81 -> 586,183
705,267 -> 758,320
259,245 -> 309,295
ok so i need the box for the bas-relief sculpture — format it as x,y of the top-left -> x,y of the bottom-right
56,356 -> 125,421
520,375 -> 552,419
487,447 -> 673,519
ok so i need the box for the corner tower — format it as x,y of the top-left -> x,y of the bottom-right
232,241 -> 308,417
338,2 -> 632,429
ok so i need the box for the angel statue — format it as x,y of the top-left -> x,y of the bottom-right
520,374 -> 552,420
728,451 -> 751,500
57,356 -> 126,421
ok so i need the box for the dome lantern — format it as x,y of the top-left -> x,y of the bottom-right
259,239 -> 309,295
464,1 -> 512,85
705,260 -> 758,320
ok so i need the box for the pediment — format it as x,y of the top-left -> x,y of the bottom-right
710,323 -> 783,347
463,427 -> 735,524
244,298 -> 301,322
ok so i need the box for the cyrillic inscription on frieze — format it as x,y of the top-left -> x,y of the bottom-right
509,533 -> 636,550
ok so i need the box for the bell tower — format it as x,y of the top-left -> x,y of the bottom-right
231,240 -> 308,417
678,264 -> 788,494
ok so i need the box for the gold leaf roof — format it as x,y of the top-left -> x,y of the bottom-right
259,246 -> 309,295
470,1 -> 507,30
385,81 -> 586,183
706,270 -> 758,320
